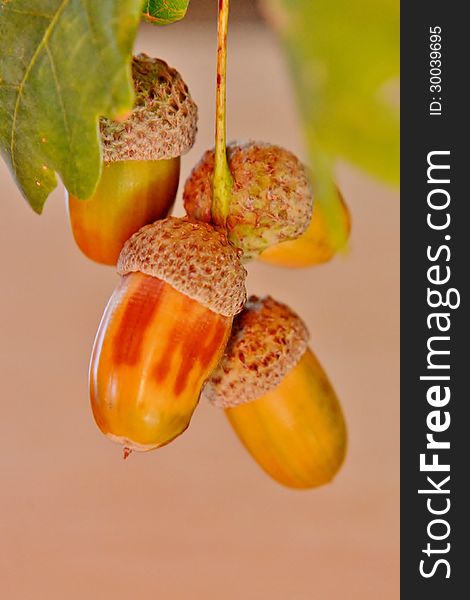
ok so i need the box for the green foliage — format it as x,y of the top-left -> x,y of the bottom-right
143,0 -> 190,25
0,0 -> 396,228
0,0 -> 142,212
261,0 -> 399,246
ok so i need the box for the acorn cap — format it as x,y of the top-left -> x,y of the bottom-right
100,54 -> 198,162
117,217 -> 247,317
204,296 -> 309,408
183,142 -> 313,259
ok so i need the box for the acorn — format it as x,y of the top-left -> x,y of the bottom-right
89,217 -> 246,452
67,54 -> 198,265
260,190 -> 351,268
204,296 -> 347,488
183,142 -> 313,260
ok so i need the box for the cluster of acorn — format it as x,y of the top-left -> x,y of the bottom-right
66,54 -> 350,489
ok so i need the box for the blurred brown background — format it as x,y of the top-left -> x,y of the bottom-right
0,2 -> 399,598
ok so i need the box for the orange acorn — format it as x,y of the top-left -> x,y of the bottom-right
90,217 -> 246,452
67,54 -> 198,265
204,296 -> 347,488
260,190 -> 351,268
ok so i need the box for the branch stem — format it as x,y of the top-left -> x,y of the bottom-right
212,0 -> 233,223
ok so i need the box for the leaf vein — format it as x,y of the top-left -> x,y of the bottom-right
2,7 -> 54,19
45,42 -> 75,188
9,0 -> 70,174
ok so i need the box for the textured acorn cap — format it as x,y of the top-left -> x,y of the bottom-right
100,54 -> 198,162
204,296 -> 309,408
117,217 -> 246,317
183,142 -> 313,259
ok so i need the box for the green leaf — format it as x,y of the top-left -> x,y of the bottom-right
143,0 -> 190,25
0,0 -> 142,213
260,0 -> 399,247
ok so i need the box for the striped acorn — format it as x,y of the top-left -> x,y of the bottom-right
204,296 -> 347,488
67,54 -> 198,265
89,217 -> 246,452
260,190 -> 351,268
183,142 -> 313,260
